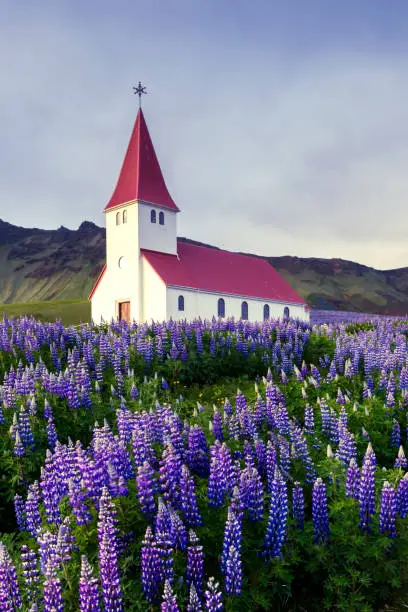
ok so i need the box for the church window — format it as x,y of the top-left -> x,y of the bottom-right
263,304 -> 270,320
241,301 -> 248,320
118,256 -> 127,269
116,211 -> 121,225
217,297 -> 225,317
283,306 -> 290,319
178,295 -> 184,311
122,209 -> 127,224
159,211 -> 165,225
151,210 -> 156,223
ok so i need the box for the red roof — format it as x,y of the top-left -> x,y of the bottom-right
88,264 -> 106,300
142,241 -> 306,304
104,109 -> 179,212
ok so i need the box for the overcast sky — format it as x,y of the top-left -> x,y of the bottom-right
1,0 -> 408,270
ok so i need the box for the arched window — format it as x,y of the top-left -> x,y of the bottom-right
283,306 -> 290,319
159,211 -> 165,225
116,211 -> 121,225
122,209 -> 127,224
178,295 -> 184,311
241,301 -> 248,320
263,304 -> 270,320
218,297 -> 225,318
151,210 -> 156,223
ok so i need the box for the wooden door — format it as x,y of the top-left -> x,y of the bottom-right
118,301 -> 130,323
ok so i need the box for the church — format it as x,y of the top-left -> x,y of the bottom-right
89,95 -> 309,324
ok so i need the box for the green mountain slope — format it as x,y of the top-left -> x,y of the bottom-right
0,219 -> 407,315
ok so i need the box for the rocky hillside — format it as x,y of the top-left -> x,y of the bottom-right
1,219 -> 408,315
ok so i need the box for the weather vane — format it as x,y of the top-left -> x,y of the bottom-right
133,81 -> 147,107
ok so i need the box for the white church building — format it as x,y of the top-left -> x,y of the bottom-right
89,103 -> 309,324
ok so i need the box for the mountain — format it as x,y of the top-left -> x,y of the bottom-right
0,219 -> 407,315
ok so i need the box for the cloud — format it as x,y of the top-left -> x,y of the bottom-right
0,1 -> 408,269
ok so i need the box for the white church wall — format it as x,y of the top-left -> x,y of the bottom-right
90,263 -> 141,323
166,287 -> 309,322
138,202 -> 177,255
140,257 -> 167,322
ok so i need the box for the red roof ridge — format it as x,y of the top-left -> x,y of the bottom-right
104,108 -> 179,213
88,264 -> 106,300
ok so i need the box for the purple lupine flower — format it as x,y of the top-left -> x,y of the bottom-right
186,425 -> 209,478
224,545 -> 242,596
169,508 -> 188,552
358,444 -> 376,533
186,530 -> 204,596
221,509 -> 242,575
379,481 -> 397,539
14,494 -> 26,532
130,383 -> 139,400
292,482 -> 304,530
391,419 -> 401,448
312,478 -> 330,544
262,475 -> 288,560
335,425 -> 357,467
156,530 -> 174,585
141,526 -> 161,604
239,466 -> 264,522
13,431 -> 25,457
159,443 -> 182,508
304,403 -> 315,435
25,482 -> 42,537
161,580 -> 179,611
266,441 -> 277,493
21,545 -> 39,603
43,561 -> 63,612
204,577 -> 223,611
187,583 -> 202,612
212,409 -> 223,442
56,517 -> 75,565
97,487 -> 123,612
79,555 -> 100,612
136,462 -> 157,519
0,542 -> 23,610
395,446 -> 408,469
345,459 -> 361,500
46,418 -> 58,451
397,473 -> 408,518
179,465 -> 202,527
68,479 -> 92,526
290,424 -> 316,483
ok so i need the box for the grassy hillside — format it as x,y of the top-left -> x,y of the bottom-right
0,299 -> 90,326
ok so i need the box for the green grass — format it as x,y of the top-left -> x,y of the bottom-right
0,299 -> 91,326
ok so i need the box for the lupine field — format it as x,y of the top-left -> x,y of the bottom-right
2,316 -> 408,610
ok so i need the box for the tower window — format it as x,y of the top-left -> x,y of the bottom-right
241,301 -> 248,320
151,210 -> 156,223
116,211 -> 121,225
159,211 -> 165,225
178,295 -> 184,311
283,306 -> 290,319
122,209 -> 127,224
263,304 -> 270,320
217,297 -> 225,318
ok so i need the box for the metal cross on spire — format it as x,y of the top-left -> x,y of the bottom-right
133,81 -> 147,107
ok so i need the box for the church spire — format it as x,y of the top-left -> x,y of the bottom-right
104,89 -> 179,212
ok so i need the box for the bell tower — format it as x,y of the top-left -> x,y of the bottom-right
91,84 -> 180,323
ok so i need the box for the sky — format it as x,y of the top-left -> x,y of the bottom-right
1,0 -> 408,270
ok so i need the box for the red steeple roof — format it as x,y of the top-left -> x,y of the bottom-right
104,108 -> 179,212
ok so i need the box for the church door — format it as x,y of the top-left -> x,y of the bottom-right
118,301 -> 130,323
